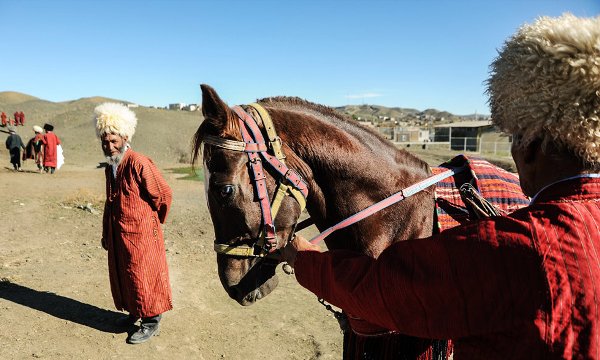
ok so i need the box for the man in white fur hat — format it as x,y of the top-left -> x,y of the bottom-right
94,102 -> 173,344
283,13 -> 600,359
24,125 -> 45,173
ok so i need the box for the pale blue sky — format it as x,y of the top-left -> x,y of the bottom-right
1,0 -> 598,115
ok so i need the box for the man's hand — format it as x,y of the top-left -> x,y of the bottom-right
280,234 -> 321,268
101,237 -> 108,251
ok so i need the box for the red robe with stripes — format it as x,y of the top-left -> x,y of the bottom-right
295,176 -> 600,359
103,149 -> 173,318
42,131 -> 61,167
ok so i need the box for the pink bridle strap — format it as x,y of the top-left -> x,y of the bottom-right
231,106 -> 309,253
232,106 -> 308,197
233,107 -> 277,250
309,166 -> 467,245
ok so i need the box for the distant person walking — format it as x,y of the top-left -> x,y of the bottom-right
5,128 -> 25,171
1,112 -> 6,127
19,111 -> 25,126
41,123 -> 61,174
25,125 -> 45,173
13,112 -> 19,126
94,102 -> 173,345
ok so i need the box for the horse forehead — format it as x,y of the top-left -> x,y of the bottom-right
205,148 -> 246,172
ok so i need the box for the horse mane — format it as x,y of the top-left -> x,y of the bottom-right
257,96 -> 348,122
256,96 -> 411,156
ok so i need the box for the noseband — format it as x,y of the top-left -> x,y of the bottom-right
203,103 -> 309,257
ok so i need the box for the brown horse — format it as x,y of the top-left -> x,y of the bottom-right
192,84 -> 525,359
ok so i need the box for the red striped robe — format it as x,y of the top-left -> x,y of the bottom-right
42,132 -> 61,167
295,176 -> 600,359
103,149 -> 173,318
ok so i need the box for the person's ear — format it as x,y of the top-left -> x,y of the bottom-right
123,135 -> 129,143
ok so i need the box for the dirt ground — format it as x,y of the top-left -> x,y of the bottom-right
0,159 -> 343,359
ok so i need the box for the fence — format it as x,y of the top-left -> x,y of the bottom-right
395,137 -> 512,157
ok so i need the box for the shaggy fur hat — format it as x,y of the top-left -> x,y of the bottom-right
33,125 -> 43,133
93,103 -> 137,140
487,13 -> 600,167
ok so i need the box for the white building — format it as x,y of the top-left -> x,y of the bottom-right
169,103 -> 186,110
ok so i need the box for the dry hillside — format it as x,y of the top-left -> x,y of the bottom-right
0,92 -> 202,166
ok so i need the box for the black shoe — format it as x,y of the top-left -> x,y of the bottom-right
127,323 -> 160,344
114,314 -> 139,327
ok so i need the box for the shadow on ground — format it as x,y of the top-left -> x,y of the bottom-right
0,280 -> 126,333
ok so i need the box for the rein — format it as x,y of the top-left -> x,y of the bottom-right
203,103 -> 308,258
308,165 -> 466,245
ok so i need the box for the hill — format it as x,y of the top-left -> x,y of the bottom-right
0,94 -> 202,167
0,91 -> 41,105
335,104 -> 489,126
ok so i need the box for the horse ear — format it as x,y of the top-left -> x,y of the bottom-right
201,84 -> 230,124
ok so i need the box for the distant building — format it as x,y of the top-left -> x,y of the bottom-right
169,103 -> 186,111
183,104 -> 200,111
168,103 -> 201,111
393,127 -> 429,143
126,103 -> 139,108
433,120 -> 493,151
357,120 -> 375,127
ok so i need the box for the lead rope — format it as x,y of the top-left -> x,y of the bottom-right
319,298 -> 349,333
307,165 -> 466,246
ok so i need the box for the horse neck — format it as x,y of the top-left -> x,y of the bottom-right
272,107 -> 436,256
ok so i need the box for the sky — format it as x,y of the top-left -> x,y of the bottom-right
1,0 -> 598,115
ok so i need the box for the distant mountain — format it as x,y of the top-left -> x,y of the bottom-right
335,104 -> 489,126
0,91 -> 41,105
0,92 -> 202,167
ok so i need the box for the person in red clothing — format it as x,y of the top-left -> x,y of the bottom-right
94,102 -> 173,345
24,125 -> 45,173
19,111 -> 25,126
1,112 -> 6,127
13,112 -> 19,126
41,123 -> 61,174
282,13 -> 600,360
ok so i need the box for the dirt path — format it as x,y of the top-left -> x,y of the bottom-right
0,161 -> 343,359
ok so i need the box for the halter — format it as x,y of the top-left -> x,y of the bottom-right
203,103 -> 309,258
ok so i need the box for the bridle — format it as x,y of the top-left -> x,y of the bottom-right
202,103 -> 309,258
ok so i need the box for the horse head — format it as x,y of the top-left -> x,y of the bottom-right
193,85 -> 305,305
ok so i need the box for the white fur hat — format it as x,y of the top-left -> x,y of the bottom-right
488,13 -> 600,167
93,103 -> 137,140
33,125 -> 43,133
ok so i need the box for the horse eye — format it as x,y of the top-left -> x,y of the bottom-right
220,185 -> 235,199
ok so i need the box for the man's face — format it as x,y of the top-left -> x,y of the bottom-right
101,133 -> 128,158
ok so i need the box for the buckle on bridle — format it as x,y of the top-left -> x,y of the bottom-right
269,136 -> 286,158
